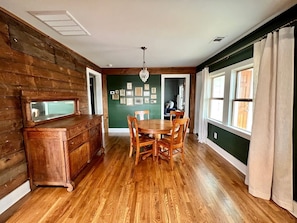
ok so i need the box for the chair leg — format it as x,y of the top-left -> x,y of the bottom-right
181,147 -> 185,163
170,148 -> 174,170
129,143 -> 133,157
135,147 -> 140,165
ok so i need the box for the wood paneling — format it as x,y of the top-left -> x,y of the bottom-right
0,8 -> 101,199
102,67 -> 196,75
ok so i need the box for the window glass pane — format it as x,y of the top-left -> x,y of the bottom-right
232,101 -> 253,131
209,99 -> 223,122
212,76 -> 225,98
236,68 -> 253,99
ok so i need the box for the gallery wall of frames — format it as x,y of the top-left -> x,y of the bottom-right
107,75 -> 161,128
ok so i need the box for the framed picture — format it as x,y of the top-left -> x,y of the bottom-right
120,89 -> 125,96
135,87 -> 143,96
126,90 -> 133,96
151,87 -> 156,94
144,98 -> 150,103
151,99 -> 157,104
135,97 -> 143,105
127,82 -> 132,90
126,98 -> 133,106
144,84 -> 150,90
120,97 -> 126,104
143,91 -> 150,97
112,94 -> 119,100
151,94 -> 157,99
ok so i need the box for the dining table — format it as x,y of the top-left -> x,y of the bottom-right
138,119 -> 172,158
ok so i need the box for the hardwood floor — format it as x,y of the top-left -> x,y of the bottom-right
3,133 -> 296,223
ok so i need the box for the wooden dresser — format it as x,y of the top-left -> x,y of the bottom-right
21,91 -> 104,191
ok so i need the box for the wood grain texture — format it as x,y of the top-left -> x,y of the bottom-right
5,134 -> 295,223
0,8 -> 102,199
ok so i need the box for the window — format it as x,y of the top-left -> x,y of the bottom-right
209,75 -> 225,122
232,68 -> 253,131
207,59 -> 254,138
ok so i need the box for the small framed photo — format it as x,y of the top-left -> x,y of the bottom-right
126,91 -> 133,96
144,98 -> 150,103
112,94 -> 119,100
151,87 -> 156,94
127,82 -> 132,90
144,84 -> 150,90
151,99 -> 157,104
151,94 -> 157,99
120,97 -> 126,104
135,97 -> 143,105
120,89 -> 125,96
135,87 -> 143,96
126,98 -> 133,106
143,91 -> 150,97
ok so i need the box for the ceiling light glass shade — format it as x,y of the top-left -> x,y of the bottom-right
139,46 -> 149,83
139,67 -> 149,83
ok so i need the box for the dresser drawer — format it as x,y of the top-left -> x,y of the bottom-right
68,131 -> 88,152
68,123 -> 88,138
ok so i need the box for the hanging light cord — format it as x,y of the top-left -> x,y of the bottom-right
141,46 -> 147,69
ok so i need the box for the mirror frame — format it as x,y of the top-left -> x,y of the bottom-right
21,90 -> 80,127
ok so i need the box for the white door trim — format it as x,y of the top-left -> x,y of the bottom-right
86,67 -> 103,115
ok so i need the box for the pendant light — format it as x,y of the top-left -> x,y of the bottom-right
139,46 -> 149,83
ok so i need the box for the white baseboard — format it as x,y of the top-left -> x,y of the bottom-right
206,139 -> 247,175
108,128 -> 129,133
0,181 -> 31,215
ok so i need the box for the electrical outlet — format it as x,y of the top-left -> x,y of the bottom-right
213,132 -> 218,139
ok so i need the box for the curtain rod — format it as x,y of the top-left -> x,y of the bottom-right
205,19 -> 297,68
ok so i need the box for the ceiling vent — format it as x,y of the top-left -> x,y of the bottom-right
28,10 -> 90,36
212,36 -> 225,42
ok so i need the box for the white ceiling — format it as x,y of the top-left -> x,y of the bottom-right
0,0 -> 296,68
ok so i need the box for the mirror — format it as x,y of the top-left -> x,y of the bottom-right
30,100 -> 76,122
21,90 -> 80,127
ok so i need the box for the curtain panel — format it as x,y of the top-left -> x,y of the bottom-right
246,27 -> 295,212
197,67 -> 209,144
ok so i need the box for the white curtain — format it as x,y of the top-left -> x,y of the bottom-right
246,27 -> 295,212
197,67 -> 209,143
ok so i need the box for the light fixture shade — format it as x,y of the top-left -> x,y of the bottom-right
139,68 -> 149,83
139,46 -> 149,83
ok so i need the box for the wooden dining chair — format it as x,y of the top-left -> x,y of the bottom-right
169,110 -> 184,121
162,110 -> 185,139
127,115 -> 155,165
134,110 -> 150,120
157,117 -> 190,170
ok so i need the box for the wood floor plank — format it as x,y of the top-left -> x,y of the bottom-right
3,133 -> 296,223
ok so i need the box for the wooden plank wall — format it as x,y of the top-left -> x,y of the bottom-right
0,8 -> 101,199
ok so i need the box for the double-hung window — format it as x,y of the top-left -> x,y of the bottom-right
209,75 -> 225,122
232,68 -> 253,131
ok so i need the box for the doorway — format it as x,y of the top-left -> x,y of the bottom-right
161,74 -> 190,120
86,67 -> 104,130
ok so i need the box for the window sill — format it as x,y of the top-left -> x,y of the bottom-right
207,119 -> 251,140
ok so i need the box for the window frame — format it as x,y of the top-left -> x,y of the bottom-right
207,58 -> 253,140
209,74 -> 225,122
231,67 -> 253,131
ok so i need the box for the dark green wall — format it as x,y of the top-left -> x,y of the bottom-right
107,75 -> 161,128
165,79 -> 179,103
207,123 -> 250,164
198,5 -> 297,200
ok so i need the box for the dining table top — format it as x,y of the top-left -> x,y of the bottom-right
138,119 -> 172,135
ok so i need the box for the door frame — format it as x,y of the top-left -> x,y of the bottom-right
161,74 -> 190,119
86,67 -> 104,131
